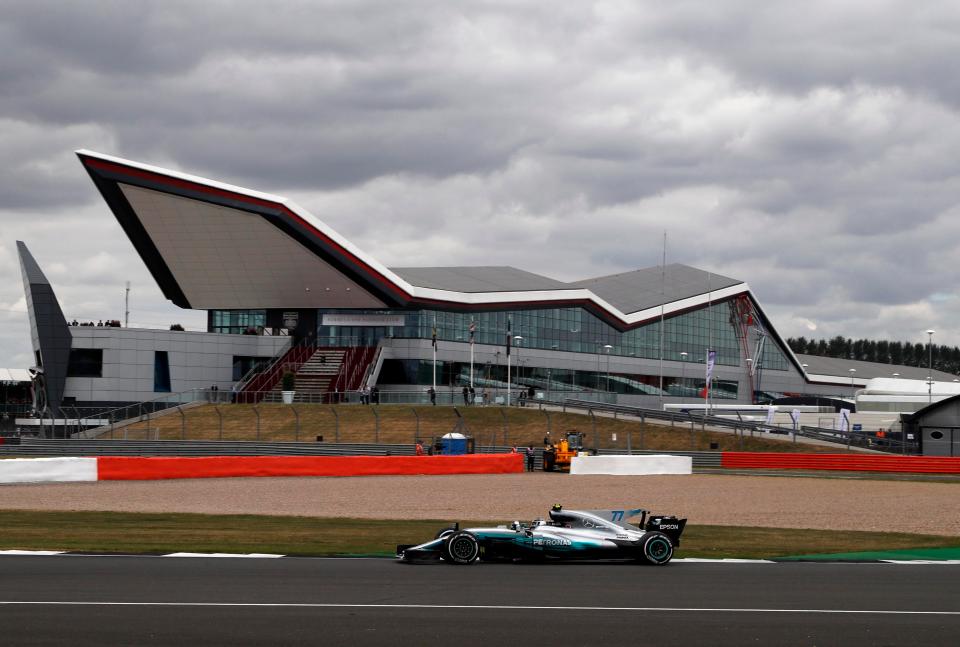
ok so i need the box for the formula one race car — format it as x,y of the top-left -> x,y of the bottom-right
397,505 -> 686,566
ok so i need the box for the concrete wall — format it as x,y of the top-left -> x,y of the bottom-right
63,328 -> 290,404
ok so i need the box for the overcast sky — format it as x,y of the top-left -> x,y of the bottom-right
3,1 -> 960,368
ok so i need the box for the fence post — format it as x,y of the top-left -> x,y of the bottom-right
588,409 -> 596,447
373,406 -> 380,443
252,406 -> 261,441
640,413 -> 645,450
541,409 -> 552,439
330,407 -> 340,443
499,408 -> 508,446
411,408 -> 420,442
214,406 -> 223,440
689,419 -> 695,449
176,405 -> 185,440
292,405 -> 300,442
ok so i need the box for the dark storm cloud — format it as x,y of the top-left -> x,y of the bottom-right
3,0 -> 960,366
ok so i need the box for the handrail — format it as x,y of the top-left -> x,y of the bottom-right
557,398 -> 917,454
235,336 -> 296,391
241,341 -> 316,401
361,343 -> 385,389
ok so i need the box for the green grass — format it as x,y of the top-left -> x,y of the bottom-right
0,510 -> 955,559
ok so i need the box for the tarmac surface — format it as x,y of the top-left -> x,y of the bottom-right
1,555 -> 958,646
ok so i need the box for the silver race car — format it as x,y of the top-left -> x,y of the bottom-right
397,505 -> 686,566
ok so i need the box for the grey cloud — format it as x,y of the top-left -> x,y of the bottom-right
3,0 -> 960,367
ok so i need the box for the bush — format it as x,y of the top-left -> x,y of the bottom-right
169,323 -> 184,331
282,371 -> 296,391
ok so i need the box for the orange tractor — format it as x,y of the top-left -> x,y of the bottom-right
542,431 -> 594,472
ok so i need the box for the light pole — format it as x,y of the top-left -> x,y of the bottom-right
514,336 -> 523,387
745,358 -> 753,404
595,341 -> 602,390
603,344 -> 613,394
927,329 -> 935,405
680,351 -> 688,397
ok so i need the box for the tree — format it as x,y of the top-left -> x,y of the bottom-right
827,336 -> 847,357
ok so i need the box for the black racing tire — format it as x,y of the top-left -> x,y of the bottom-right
443,531 -> 480,565
640,531 -> 674,565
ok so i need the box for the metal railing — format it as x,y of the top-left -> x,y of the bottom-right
0,438 -> 724,469
554,398 -> 917,454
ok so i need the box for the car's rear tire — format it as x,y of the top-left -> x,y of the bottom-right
640,531 -> 674,565
443,531 -> 480,565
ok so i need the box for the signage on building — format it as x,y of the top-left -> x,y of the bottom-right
322,314 -> 405,327
282,312 -> 300,328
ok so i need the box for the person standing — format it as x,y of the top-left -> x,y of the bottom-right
462,385 -> 469,406
428,387 -> 436,406
525,445 -> 535,472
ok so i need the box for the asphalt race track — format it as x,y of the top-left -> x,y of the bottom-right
1,556 -> 958,646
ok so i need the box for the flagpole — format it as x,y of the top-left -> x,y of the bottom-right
469,321 -> 475,389
658,231 -> 666,408
706,271 -> 712,414
506,318 -> 512,407
432,315 -> 437,393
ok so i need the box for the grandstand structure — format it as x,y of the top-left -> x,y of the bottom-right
16,150 -> 950,419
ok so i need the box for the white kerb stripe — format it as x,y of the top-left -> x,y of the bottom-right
0,457 -> 97,484
0,602 -> 957,615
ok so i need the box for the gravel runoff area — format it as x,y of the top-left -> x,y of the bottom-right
3,473 -> 960,537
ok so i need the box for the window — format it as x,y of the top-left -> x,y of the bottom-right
210,310 -> 266,335
154,351 -> 171,392
67,349 -> 102,377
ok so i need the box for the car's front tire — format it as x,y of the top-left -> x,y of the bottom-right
640,531 -> 674,565
443,531 -> 480,565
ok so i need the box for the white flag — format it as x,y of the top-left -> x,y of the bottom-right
790,409 -> 801,428
838,408 -> 851,433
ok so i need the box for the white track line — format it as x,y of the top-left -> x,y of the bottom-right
0,550 -> 65,556
0,602 -> 957,615
162,553 -> 284,558
880,560 -> 960,565
675,558 -> 774,563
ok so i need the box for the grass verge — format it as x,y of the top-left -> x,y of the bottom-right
0,510 -> 957,559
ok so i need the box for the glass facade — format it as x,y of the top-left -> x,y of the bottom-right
210,299 -> 793,395
211,310 -> 266,335
380,358 -> 739,399
313,301 -> 789,371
